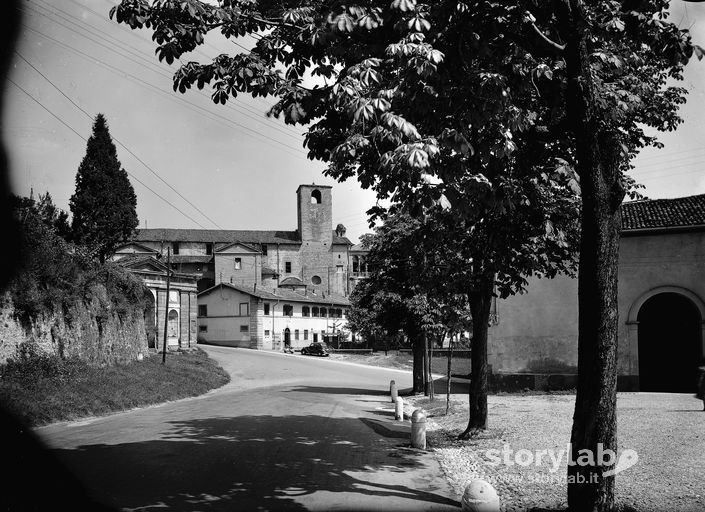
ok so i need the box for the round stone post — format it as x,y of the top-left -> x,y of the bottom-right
461,479 -> 499,512
395,396 -> 404,420
410,409 -> 426,449
390,380 -> 397,403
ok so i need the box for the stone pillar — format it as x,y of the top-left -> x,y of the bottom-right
180,291 -> 189,348
189,292 -> 198,347
156,288 -> 167,350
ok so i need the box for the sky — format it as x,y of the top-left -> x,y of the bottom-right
3,0 -> 704,245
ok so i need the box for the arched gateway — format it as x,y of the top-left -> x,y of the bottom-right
629,287 -> 705,392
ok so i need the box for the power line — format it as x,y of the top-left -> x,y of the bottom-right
8,77 -> 210,229
29,0 -> 305,141
18,21 -> 309,160
14,50 -> 225,230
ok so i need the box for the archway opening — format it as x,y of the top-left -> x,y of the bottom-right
638,292 -> 702,392
311,189 -> 321,204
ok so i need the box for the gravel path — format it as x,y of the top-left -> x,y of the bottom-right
405,392 -> 704,512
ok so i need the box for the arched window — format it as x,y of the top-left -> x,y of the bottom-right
283,304 -> 293,316
302,306 -> 310,317
320,307 -> 327,318
168,309 -> 179,338
311,189 -> 322,204
312,307 -> 319,317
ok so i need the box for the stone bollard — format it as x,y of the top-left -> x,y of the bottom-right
390,380 -> 398,403
395,396 -> 404,421
461,479 -> 499,512
410,409 -> 426,449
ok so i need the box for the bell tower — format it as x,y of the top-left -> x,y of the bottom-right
297,184 -> 333,244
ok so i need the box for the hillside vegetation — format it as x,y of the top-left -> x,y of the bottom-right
1,193 -> 149,366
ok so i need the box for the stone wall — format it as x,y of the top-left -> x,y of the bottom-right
0,290 -> 148,366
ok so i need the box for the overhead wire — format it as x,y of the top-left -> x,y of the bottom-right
14,50 -> 225,230
24,1 -> 306,143
17,21 -> 308,160
8,78 -> 211,229
37,0 -> 305,139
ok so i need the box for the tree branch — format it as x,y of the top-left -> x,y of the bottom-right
528,19 -> 565,53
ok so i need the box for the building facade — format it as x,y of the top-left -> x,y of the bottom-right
197,282 -> 350,350
114,185 -> 355,296
113,184 -> 360,350
489,194 -> 705,392
117,256 -> 199,351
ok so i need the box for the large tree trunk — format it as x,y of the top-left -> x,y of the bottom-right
459,278 -> 493,438
564,2 -> 624,509
410,329 -> 425,394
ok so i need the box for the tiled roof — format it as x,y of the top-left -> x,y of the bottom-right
199,282 -> 350,306
621,194 -> 705,232
350,242 -> 368,252
261,266 -> 279,276
133,228 -> 352,245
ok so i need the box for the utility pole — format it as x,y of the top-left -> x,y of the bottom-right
162,246 -> 171,364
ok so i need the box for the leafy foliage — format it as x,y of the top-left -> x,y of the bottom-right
70,114 -> 138,262
110,3 -> 700,508
8,193 -> 148,327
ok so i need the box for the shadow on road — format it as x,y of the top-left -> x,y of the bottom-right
51,414 -> 459,511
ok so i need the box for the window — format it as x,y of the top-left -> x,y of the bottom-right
302,306 -> 310,317
264,303 -> 270,315
295,329 -> 300,341
311,189 -> 322,204
235,258 -> 241,270
283,304 -> 293,316
304,330 -> 308,341
198,305 -> 208,317
285,261 -> 291,273
311,275 -> 322,285
240,325 -> 249,333
262,245 -> 268,256
264,329 -> 270,337
199,325 -> 207,333
206,243 -> 213,255
336,265 -> 344,274
320,307 -> 327,318
172,242 -> 179,255
312,307 -> 319,317
239,303 -> 249,316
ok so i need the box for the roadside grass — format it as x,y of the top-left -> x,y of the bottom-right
0,348 -> 230,428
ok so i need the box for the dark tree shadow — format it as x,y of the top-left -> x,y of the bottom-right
49,414 -> 459,511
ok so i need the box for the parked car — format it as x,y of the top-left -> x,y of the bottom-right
300,342 -> 330,357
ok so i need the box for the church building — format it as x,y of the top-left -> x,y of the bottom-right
113,184 -> 356,350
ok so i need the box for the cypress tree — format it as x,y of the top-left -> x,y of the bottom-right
70,114 -> 138,262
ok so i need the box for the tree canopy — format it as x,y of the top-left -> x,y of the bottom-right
111,2 -> 701,510
70,114 -> 138,262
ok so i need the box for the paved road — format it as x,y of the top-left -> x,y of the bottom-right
34,346 -> 460,511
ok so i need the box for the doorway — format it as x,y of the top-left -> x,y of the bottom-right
638,292 -> 702,392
